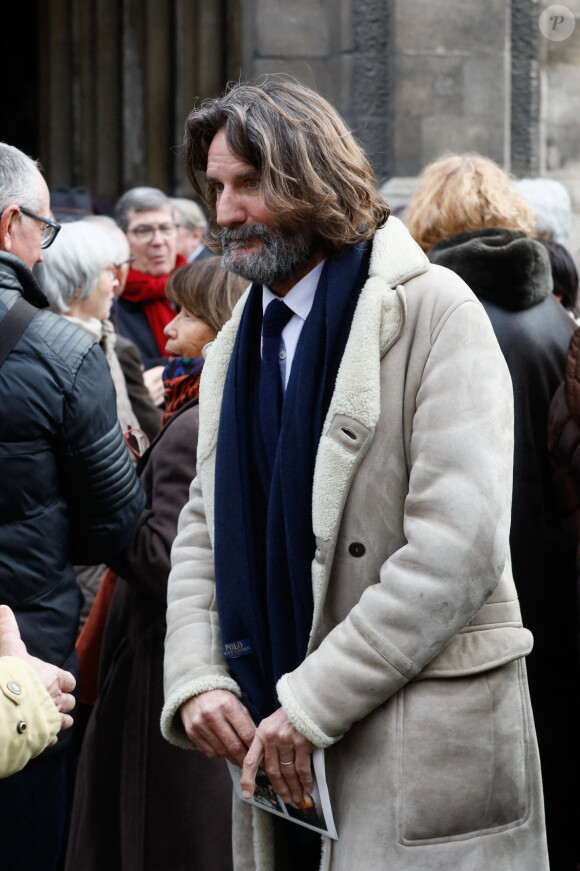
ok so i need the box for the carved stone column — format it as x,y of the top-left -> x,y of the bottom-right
351,0 -> 393,183
37,0 -> 239,200
510,0 -> 542,176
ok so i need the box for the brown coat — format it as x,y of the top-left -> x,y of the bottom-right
549,325 -> 580,558
66,399 -> 233,871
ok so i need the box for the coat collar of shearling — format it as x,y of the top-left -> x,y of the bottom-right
427,227 -> 553,311
196,217 -> 429,542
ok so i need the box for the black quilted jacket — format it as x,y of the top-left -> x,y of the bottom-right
0,252 -> 145,685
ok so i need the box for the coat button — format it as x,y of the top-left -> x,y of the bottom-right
7,681 -> 21,694
16,721 -> 27,734
348,542 -> 366,557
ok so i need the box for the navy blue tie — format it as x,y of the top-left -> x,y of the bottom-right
259,299 -> 294,469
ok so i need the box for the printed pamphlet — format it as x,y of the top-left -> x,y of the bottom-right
227,748 -> 338,839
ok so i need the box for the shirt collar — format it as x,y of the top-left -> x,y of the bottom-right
262,259 -> 325,321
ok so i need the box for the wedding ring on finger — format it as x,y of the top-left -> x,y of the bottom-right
280,760 -> 295,766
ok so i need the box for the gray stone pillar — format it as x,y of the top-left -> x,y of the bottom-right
351,0 -> 393,184
510,0 -> 542,176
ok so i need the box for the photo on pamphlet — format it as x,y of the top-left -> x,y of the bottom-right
227,748 -> 338,839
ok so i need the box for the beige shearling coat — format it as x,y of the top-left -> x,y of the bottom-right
162,217 -> 548,870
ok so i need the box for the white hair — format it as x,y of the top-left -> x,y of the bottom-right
0,142 -> 45,213
513,178 -> 573,244
84,214 -> 131,263
171,197 -> 208,232
36,221 -> 118,314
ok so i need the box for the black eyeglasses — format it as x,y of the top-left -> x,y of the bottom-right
19,207 -> 61,249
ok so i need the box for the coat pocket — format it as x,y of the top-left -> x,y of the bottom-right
398,659 -> 530,844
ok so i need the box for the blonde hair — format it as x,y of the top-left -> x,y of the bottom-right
183,79 -> 390,257
404,153 -> 536,252
165,257 -> 247,334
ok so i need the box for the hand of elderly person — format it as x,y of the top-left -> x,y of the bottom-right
241,706 -> 314,805
143,365 -> 166,406
180,689 -> 256,767
0,605 -> 76,739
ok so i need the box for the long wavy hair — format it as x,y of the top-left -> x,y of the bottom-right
405,153 -> 536,253
183,79 -> 390,257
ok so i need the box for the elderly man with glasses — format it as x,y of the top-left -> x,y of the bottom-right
114,187 -> 187,408
171,196 -> 212,263
0,142 -> 145,871
0,201 -> 60,260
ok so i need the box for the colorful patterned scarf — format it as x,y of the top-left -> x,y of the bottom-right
161,356 -> 204,428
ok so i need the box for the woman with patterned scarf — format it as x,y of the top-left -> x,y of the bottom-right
65,258 -> 248,871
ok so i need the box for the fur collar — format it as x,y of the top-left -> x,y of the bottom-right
427,228 -> 553,311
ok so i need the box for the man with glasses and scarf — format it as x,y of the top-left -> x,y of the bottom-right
160,82 -> 549,871
0,142 -> 145,871
113,186 -> 187,409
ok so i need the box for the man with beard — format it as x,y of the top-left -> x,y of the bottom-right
161,81 -> 549,871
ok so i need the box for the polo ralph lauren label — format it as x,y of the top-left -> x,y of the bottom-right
223,639 -> 253,659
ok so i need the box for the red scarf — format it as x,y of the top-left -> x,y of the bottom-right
122,254 -> 187,356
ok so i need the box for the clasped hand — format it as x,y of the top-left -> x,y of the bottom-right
0,604 -> 76,742
181,689 -> 314,804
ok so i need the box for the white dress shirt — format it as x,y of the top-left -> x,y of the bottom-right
262,259 -> 325,388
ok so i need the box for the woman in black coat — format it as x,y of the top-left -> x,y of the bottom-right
65,258 -> 248,871
405,154 -> 578,871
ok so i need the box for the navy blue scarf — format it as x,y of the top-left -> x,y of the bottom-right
213,243 -> 370,723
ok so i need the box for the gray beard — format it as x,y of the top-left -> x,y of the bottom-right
219,224 -> 312,286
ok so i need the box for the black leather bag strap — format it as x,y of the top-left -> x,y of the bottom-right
0,297 -> 38,368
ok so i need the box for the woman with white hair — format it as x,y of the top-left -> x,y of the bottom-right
37,220 -> 141,442
37,220 -> 144,630
84,215 -> 163,440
